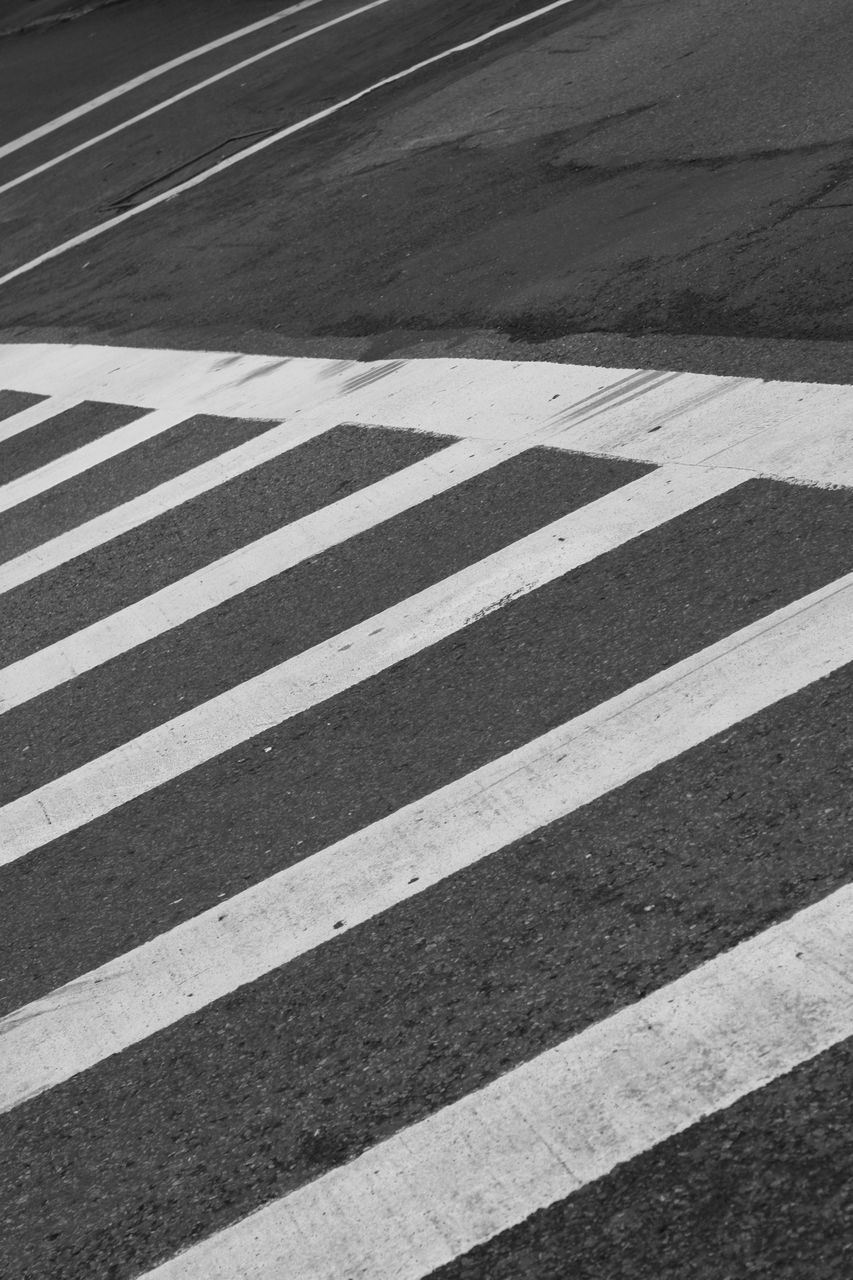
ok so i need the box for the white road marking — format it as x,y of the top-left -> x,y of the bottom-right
0,0 -> 400,198
0,0 -> 585,290
0,463 -> 742,864
0,439 -> 524,711
3,565 -> 852,1113
0,342 -> 624,416
0,394 -> 81,446
2,344 -> 851,488
0,416 -> 336,592
137,880 -> 853,1280
0,406 -> 194,514
0,0 -> 335,161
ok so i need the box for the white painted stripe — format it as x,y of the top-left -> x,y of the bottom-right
0,0 -> 584,290
0,394 -> 79,446
2,344 -> 850,489
0,406 -> 193,514
139,881 -> 853,1280
0,0 -> 333,161
0,464 -> 744,864
0,0 -> 398,198
0,342 -> 624,421
0,439 -> 522,711
0,416 -> 334,592
3,562 -> 851,1113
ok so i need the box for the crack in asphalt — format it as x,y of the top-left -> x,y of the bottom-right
0,0 -> 131,40
543,135 -> 853,183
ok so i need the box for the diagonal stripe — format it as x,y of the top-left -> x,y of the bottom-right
138,879 -> 853,1280
0,406 -> 195,513
1,566 -> 851,1113
0,389 -> 47,424
0,415 -> 337,593
0,439 -> 525,712
0,393 -> 79,446
0,464 -> 743,865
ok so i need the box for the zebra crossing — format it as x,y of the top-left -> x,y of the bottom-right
1,342 -> 852,1279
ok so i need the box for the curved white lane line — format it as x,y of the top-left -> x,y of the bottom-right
0,0 -> 582,289
0,0 -> 330,161
0,0 -> 399,198
139,880 -> 853,1280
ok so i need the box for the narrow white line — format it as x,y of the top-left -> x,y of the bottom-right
0,394 -> 79,446
3,562 -> 851,1113
0,0 -> 582,290
0,416 -> 334,593
138,879 -> 853,1280
0,406 -> 194,514
0,464 -> 743,864
0,0 -> 398,198
0,439 -> 522,712
0,0 -> 333,161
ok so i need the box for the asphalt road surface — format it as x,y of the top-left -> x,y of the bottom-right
0,2 -> 852,1278
0,0 -> 852,377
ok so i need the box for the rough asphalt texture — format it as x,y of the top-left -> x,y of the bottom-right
1,3 -> 852,1277
0,0 -> 851,380
4,656 -> 852,1277
3,475 -> 851,1014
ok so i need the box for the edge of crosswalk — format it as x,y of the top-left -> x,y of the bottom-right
1,342 -> 852,488
2,341 -> 852,1280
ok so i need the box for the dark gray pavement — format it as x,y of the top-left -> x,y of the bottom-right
1,409 -> 852,1277
0,0 -> 851,379
1,4 -> 852,1278
0,410 -> 284,559
0,397 -> 146,480
434,1035 -> 853,1279
0,445 -> 644,801
0,421 -> 443,659
4,657 -> 853,1280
